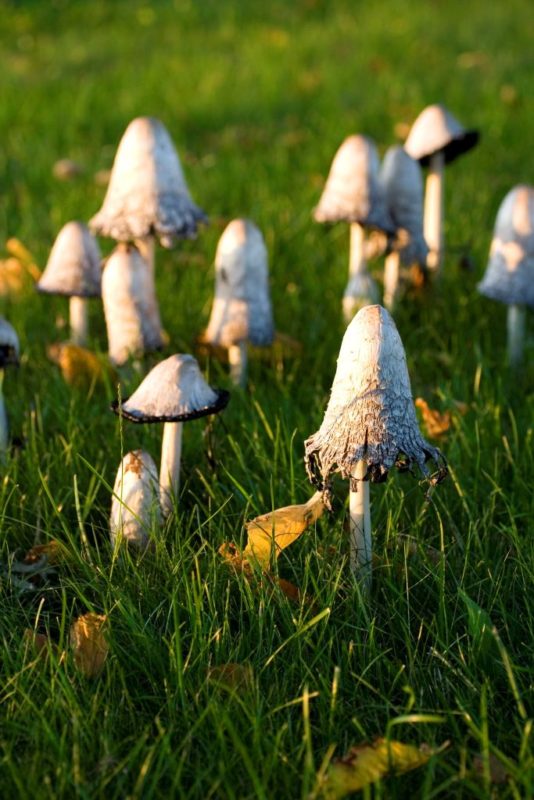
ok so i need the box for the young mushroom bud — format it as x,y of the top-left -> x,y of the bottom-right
110,450 -> 161,549
0,318 -> 20,456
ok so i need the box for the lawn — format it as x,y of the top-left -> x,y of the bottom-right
0,0 -> 533,797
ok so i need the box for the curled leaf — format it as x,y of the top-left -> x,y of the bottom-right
207,662 -> 254,692
70,613 -> 109,677
415,398 -> 452,438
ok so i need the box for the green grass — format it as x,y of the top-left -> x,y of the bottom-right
1,0 -> 533,797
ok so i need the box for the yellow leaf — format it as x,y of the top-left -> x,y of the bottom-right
70,613 -> 109,677
196,330 -> 302,364
415,398 -> 452,438
47,343 -> 118,391
218,541 -> 251,574
6,237 -> 34,264
207,663 -> 254,692
324,739 -> 445,797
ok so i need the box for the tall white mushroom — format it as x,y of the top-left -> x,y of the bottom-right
0,318 -> 20,456
379,146 -> 428,310
37,222 -> 101,345
314,135 -> 394,322
112,354 -> 229,516
304,305 -> 446,589
110,450 -> 161,549
478,185 -> 534,367
203,219 -> 274,387
404,104 -> 479,273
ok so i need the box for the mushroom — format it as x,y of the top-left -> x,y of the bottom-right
37,222 -> 101,345
203,219 -> 274,386
112,354 -> 229,516
110,450 -> 161,549
314,135 -> 394,322
379,146 -> 428,310
404,104 -> 479,273
90,117 -> 207,340
0,318 -> 19,455
102,243 -> 164,366
304,305 -> 446,589
477,185 -> 534,366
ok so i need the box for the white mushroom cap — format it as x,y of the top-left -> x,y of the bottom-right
37,222 -> 101,297
379,146 -> 429,266
102,244 -> 164,366
112,353 -> 229,422
305,305 -> 445,488
404,104 -> 479,166
90,117 -> 207,247
204,219 -> 275,348
0,318 -> 20,367
478,185 -> 534,307
314,135 -> 394,232
110,449 -> 161,548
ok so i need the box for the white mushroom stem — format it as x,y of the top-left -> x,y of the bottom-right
349,223 -> 366,278
69,296 -> 89,345
507,304 -> 526,368
424,151 -> 445,273
383,251 -> 400,311
0,370 -> 8,457
159,421 -> 183,516
228,341 -> 248,388
349,460 -> 372,589
135,236 -> 155,280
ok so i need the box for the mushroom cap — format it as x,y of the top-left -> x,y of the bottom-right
314,135 -> 395,232
478,185 -> 534,307
112,353 -> 230,423
304,305 -> 444,488
203,219 -> 275,348
90,116 -> 207,247
379,146 -> 429,266
37,222 -> 102,298
404,104 -> 479,166
0,318 -> 20,368
102,244 -> 164,366
110,449 -> 161,548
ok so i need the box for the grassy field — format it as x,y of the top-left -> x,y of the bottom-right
1,0 -> 533,797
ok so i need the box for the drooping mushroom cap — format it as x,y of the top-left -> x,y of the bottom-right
404,104 -> 479,166
102,244 -> 163,366
203,219 -> 275,348
112,353 -> 230,422
305,305 -> 445,489
314,135 -> 394,233
0,318 -> 20,367
379,146 -> 429,266
110,449 -> 161,548
37,222 -> 102,298
90,117 -> 207,247
478,185 -> 534,307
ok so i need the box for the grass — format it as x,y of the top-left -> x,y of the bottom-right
0,0 -> 533,796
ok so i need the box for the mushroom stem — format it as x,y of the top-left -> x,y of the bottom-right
135,236 -> 164,343
0,370 -> 8,457
159,421 -> 183,516
348,223 -> 366,277
69,296 -> 88,345
424,151 -> 444,273
383,251 -> 400,311
507,304 -> 525,367
228,341 -> 248,387
135,236 -> 155,279
349,460 -> 372,589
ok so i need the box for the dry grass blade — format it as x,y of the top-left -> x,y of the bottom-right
70,613 -> 109,677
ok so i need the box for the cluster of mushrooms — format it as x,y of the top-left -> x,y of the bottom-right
1,102 -> 532,590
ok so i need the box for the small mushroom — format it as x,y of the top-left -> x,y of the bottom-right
112,354 -> 229,516
0,318 -> 19,455
404,104 -> 479,273
203,219 -> 274,387
477,185 -> 534,366
102,243 -> 164,366
379,146 -> 428,310
37,222 -> 101,345
314,135 -> 394,322
110,450 -> 161,549
304,305 -> 446,589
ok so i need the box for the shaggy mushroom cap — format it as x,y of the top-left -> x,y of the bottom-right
305,305 -> 445,489
112,353 -> 229,422
0,318 -> 20,367
37,222 -> 102,297
404,104 -> 479,166
314,135 -> 394,232
204,219 -> 275,348
90,116 -> 207,246
478,185 -> 534,307
110,449 -> 161,547
380,146 -> 428,266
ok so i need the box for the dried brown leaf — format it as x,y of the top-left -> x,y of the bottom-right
415,398 -> 452,438
70,613 -> 109,677
24,540 -> 68,567
47,343 -> 118,390
23,629 -> 56,658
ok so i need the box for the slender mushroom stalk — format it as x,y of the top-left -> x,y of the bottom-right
69,296 -> 89,345
159,421 -> 183,515
134,237 -> 155,278
383,251 -> 400,311
507,305 -> 526,367
424,151 -> 444,272
342,224 -> 381,322
349,460 -> 371,582
228,341 -> 248,388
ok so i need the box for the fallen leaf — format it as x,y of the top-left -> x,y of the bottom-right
0,258 -> 26,295
394,121 -> 412,139
6,237 -> 34,264
94,169 -> 112,186
23,540 -> 67,567
218,542 -> 251,574
196,330 -> 302,364
415,398 -> 452,438
23,629 -> 57,658
472,752 -> 508,785
47,343 -> 118,390
52,158 -> 83,180
207,662 -> 254,692
70,613 -> 109,677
